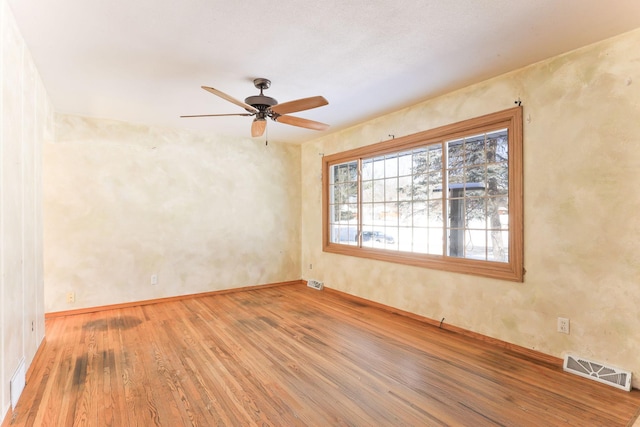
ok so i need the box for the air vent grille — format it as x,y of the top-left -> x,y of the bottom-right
307,280 -> 324,290
11,358 -> 26,409
563,354 -> 632,391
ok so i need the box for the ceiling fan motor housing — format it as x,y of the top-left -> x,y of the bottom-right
244,94 -> 278,109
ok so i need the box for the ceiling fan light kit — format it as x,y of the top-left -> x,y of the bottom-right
182,78 -> 329,138
251,117 -> 267,138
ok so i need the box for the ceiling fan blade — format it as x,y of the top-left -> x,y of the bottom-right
271,96 -> 328,115
201,86 -> 259,113
275,115 -> 329,131
251,119 -> 267,137
180,113 -> 253,118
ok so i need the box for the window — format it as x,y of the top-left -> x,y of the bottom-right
323,107 -> 523,281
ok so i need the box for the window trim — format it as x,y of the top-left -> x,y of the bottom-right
322,106 -> 523,282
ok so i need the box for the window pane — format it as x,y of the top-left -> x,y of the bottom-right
409,201 -> 425,227
385,178 -> 399,201
447,195 -> 464,229
384,202 -> 399,224
429,145 -> 443,170
362,203 -> 374,225
487,163 -> 508,195
398,201 -> 413,227
448,139 -> 464,169
487,130 -> 508,162
362,182 -> 373,203
372,156 -> 385,179
487,196 -> 509,229
448,167 -> 464,186
411,175 -> 429,200
362,159 -> 373,180
465,165 -> 486,191
372,203 -> 385,222
489,230 -> 509,262
412,174 -> 427,201
465,230 -> 487,260
428,200 -> 443,226
398,227 -> 413,252
398,151 -> 413,176
427,227 -> 444,255
448,226 -> 465,258
465,135 -> 486,165
398,176 -> 412,201
412,228 -> 429,253
373,180 -> 385,202
466,198 -> 486,228
411,149 -> 428,175
385,155 -> 398,178
428,171 -> 442,195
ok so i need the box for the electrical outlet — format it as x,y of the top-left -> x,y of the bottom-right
66,292 -> 75,304
557,317 -> 570,334
151,274 -> 158,285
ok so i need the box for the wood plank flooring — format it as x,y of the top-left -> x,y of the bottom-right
5,284 -> 640,426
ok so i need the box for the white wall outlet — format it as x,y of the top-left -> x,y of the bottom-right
557,317 -> 570,334
151,274 -> 158,285
66,292 -> 75,304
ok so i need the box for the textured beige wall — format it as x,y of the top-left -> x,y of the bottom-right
44,116 -> 301,312
302,28 -> 640,386
1,0 -> 49,417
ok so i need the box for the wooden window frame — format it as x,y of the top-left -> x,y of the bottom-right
322,107 -> 523,282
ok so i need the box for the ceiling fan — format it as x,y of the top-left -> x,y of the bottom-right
181,78 -> 329,138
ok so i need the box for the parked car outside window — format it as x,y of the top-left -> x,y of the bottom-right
362,231 -> 395,244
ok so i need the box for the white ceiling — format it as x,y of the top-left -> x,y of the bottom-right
7,0 -> 640,143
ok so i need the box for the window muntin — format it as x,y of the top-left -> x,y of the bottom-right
323,107 -> 523,282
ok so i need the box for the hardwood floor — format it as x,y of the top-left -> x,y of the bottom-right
5,284 -> 640,426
